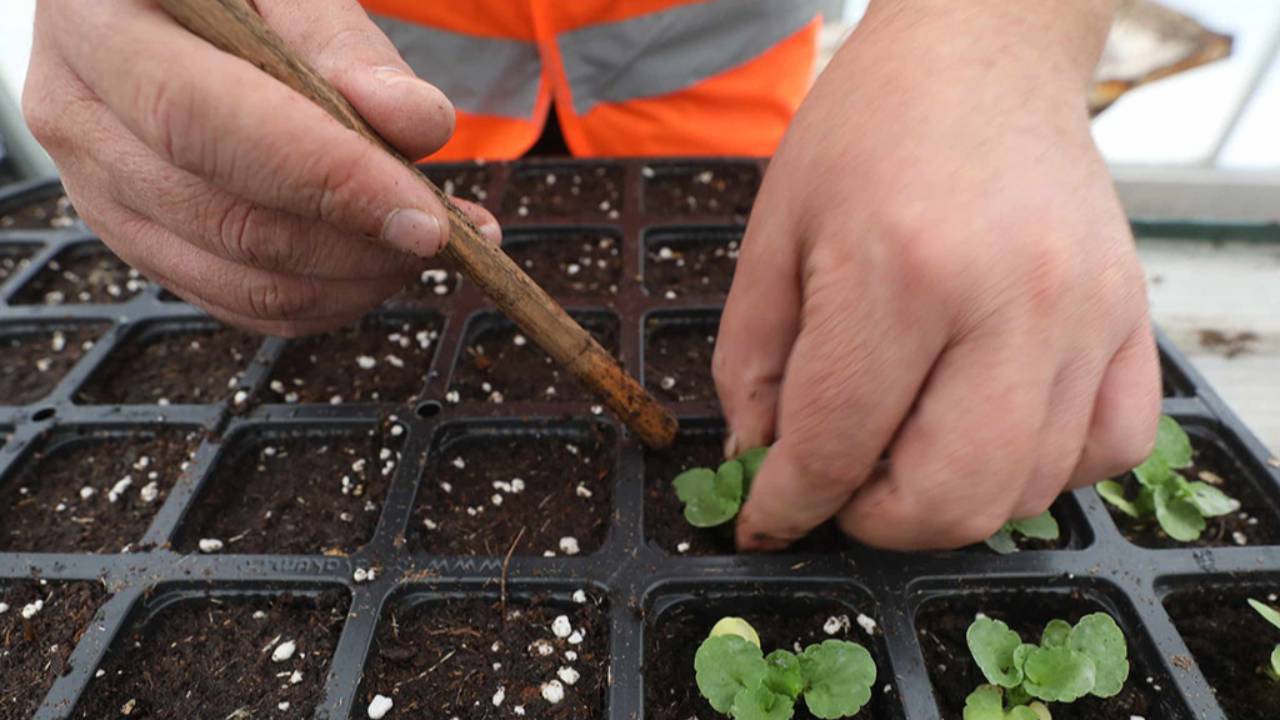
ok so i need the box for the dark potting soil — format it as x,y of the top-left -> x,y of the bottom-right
644,232 -> 740,299
74,591 -> 348,719
1164,586 -> 1280,720
503,231 -> 622,297
12,244 -> 145,305
500,164 -> 624,220
75,326 -> 261,405
646,598 -> 897,720
0,325 -> 102,405
1101,436 -> 1278,549
411,427 -> 614,556
0,244 -> 34,285
642,164 -> 760,220
175,424 -> 404,555
0,194 -> 78,230
422,162 -> 492,204
450,315 -> 619,404
0,429 -> 199,553
645,317 -> 719,405
261,316 -> 441,404
0,580 -> 108,719
645,432 -> 848,555
916,591 -> 1161,720
359,595 -> 607,719
393,259 -> 462,302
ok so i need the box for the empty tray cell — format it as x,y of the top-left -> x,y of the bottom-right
500,163 -> 624,220
0,428 -> 199,553
645,424 -> 847,556
503,228 -> 623,297
262,313 -> 442,404
12,242 -> 145,305
75,323 -> 261,405
421,161 -> 492,204
175,422 -> 405,555
1163,580 -> 1280,720
0,324 -> 103,405
358,591 -> 608,719
0,580 -> 108,718
74,589 -> 348,718
916,584 -> 1187,720
411,422 -> 615,556
642,162 -> 760,219
0,192 -> 78,230
643,227 -> 741,299
450,311 -> 620,404
646,588 -> 900,720
1098,422 -> 1280,549
645,311 -> 720,405
0,243 -> 36,284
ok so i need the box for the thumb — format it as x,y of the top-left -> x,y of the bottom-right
258,0 -> 456,160
712,193 -> 802,459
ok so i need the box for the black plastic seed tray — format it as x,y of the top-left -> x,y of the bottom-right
1,160 -> 1278,720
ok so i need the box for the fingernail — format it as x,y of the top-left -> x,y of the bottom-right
382,209 -> 444,257
724,432 -> 741,460
373,65 -> 416,86
478,220 -> 502,245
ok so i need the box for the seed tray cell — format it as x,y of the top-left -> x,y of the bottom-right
0,180 -> 80,231
11,241 -> 146,306
641,161 -> 761,221
1,161 -> 1278,720
503,226 -> 624,298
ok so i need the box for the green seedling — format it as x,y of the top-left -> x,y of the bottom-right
673,446 -> 768,528
985,511 -> 1060,554
694,616 -> 876,720
1247,598 -> 1280,680
963,612 -> 1129,720
1096,415 -> 1239,542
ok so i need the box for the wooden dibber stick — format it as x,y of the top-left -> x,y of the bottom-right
155,0 -> 678,448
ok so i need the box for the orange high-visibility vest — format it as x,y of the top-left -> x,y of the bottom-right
360,1 -> 822,160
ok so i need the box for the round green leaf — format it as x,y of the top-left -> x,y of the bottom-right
737,447 -> 769,490
1022,646 -> 1096,703
1041,619 -> 1071,648
967,617 -> 1025,688
674,464 -> 742,528
1068,613 -> 1129,698
1152,415 -> 1194,469
1096,481 -> 1141,519
1154,487 -> 1206,542
1184,482 -> 1240,517
1010,511 -> 1059,541
961,684 -> 1005,720
764,649 -> 804,699
798,640 -> 876,719
1270,645 -> 1280,679
731,683 -> 795,720
695,635 -> 767,714
710,617 -> 762,647
984,528 -> 1019,555
1249,599 -> 1280,632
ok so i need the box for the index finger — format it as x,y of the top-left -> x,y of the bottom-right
55,1 -> 450,257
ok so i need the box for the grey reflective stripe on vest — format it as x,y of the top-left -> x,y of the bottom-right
558,0 -> 821,115
371,14 -> 542,120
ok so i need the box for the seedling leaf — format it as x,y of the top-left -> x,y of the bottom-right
674,462 -> 743,528
984,528 -> 1019,555
1041,620 -> 1071,648
1249,599 -> 1280,632
1010,512 -> 1059,541
1271,646 -> 1280,679
967,617 -> 1026,688
764,649 -> 804,699
961,686 -> 1047,720
695,635 -> 766,714
731,683 -> 795,720
1067,613 -> 1129,698
1152,415 -> 1194,470
738,447 -> 769,491
1185,482 -> 1240,517
711,617 -> 763,648
1021,645 -> 1095,703
798,640 -> 875,719
1096,481 -> 1140,518
1153,486 -> 1206,541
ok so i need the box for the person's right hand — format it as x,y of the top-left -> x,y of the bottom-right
23,0 -> 499,336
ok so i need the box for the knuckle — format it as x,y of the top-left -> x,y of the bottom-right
214,203 -> 300,273
135,71 -> 198,166
21,90 -> 65,151
947,508 -> 1011,548
309,148 -> 367,227
242,278 -> 315,322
